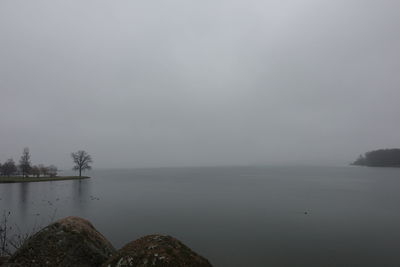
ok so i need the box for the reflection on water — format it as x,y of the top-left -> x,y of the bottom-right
0,183 -> 13,204
0,178 -> 93,237
72,179 -> 91,211
1,166 -> 400,267
18,183 -> 29,220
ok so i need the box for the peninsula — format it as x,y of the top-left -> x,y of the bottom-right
0,176 -> 90,183
0,148 -> 93,183
352,148 -> 400,167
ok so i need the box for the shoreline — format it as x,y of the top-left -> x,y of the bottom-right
0,176 -> 90,183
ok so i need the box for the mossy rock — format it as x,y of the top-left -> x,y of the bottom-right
5,216 -> 115,267
103,234 -> 212,267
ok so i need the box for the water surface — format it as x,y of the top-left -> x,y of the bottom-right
1,166 -> 400,266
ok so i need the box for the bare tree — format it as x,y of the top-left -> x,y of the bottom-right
71,150 -> 92,177
38,164 -> 49,177
1,159 -> 17,177
48,165 -> 58,177
19,147 -> 31,177
31,165 -> 40,178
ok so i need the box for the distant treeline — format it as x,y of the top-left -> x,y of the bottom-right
0,147 -> 57,177
352,149 -> 400,167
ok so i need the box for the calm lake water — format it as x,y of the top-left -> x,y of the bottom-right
1,165 -> 400,266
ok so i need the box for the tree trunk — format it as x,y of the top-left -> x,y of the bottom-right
79,168 -> 82,177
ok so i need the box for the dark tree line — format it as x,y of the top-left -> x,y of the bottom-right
0,159 -> 17,177
352,148 -> 400,167
0,148 -> 58,178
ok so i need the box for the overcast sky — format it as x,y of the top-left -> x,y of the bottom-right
0,0 -> 399,169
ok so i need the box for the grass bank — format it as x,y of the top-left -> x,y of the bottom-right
0,176 -> 90,183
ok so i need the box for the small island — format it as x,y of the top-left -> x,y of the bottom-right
352,148 -> 400,167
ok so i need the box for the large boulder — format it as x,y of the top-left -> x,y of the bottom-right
6,216 -> 115,267
0,256 -> 9,266
103,234 -> 212,267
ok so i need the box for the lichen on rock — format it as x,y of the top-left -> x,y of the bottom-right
103,234 -> 212,267
2,217 -> 212,267
5,216 -> 115,267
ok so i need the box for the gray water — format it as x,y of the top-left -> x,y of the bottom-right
1,166 -> 400,266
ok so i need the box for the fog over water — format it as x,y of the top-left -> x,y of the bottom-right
1,0 -> 399,168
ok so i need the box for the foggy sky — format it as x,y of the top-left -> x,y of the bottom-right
1,0 -> 399,169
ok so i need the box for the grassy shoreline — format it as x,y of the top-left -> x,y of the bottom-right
0,176 -> 90,183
